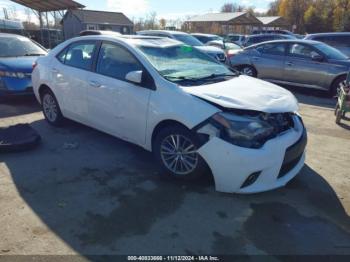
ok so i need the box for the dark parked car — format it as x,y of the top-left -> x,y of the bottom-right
79,30 -> 121,36
0,33 -> 47,97
228,40 -> 350,96
252,29 -> 295,36
243,34 -> 295,47
305,32 -> 350,57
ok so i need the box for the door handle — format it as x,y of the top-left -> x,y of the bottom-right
286,62 -> 293,66
252,57 -> 259,61
89,80 -> 102,88
51,68 -> 59,73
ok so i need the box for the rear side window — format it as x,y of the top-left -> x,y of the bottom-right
58,42 -> 96,70
256,43 -> 286,56
96,42 -> 142,80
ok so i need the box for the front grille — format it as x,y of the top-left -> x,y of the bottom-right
278,128 -> 307,178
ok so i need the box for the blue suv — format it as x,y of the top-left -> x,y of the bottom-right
0,33 -> 47,97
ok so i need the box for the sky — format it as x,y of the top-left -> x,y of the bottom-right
0,0 -> 273,22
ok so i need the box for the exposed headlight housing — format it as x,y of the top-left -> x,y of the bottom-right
197,111 -> 295,149
0,71 -> 26,79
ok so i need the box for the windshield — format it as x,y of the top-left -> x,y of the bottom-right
137,44 -> 234,84
207,36 -> 222,42
0,36 -> 46,57
173,34 -> 204,46
227,35 -> 240,41
315,43 -> 348,60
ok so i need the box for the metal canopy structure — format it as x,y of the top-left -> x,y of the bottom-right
10,0 -> 85,48
10,0 -> 85,12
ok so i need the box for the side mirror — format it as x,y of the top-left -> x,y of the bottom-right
125,70 -> 143,84
311,54 -> 324,62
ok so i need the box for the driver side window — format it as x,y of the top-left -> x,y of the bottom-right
96,42 -> 142,80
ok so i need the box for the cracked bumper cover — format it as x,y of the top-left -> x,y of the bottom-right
197,116 -> 306,194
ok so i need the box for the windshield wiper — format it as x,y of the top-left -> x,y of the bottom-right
164,75 -> 199,82
23,53 -> 44,56
194,73 -> 236,81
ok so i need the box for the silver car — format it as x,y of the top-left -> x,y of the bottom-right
229,40 -> 350,96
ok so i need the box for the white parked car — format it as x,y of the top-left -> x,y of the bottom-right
32,35 -> 307,194
137,30 -> 227,63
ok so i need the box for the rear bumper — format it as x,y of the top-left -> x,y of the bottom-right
0,77 -> 33,97
0,87 -> 33,97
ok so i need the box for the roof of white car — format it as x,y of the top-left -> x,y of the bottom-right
191,33 -> 218,37
137,30 -> 188,36
78,34 -> 182,47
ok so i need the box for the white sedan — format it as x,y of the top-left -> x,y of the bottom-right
32,35 -> 307,194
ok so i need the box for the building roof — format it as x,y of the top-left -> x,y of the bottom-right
10,0 -> 85,12
257,16 -> 289,27
187,12 -> 262,25
68,9 -> 133,26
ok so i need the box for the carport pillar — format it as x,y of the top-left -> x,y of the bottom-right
39,11 -> 44,46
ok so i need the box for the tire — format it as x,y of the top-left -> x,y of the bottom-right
330,76 -> 346,98
336,110 -> 342,124
41,89 -> 64,126
153,125 -> 208,180
335,102 -> 340,116
240,65 -> 257,77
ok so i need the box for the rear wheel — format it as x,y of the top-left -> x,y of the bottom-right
154,125 -> 208,180
41,89 -> 64,126
239,65 -> 257,77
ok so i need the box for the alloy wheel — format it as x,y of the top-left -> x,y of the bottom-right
43,93 -> 58,122
241,67 -> 254,76
160,134 -> 199,175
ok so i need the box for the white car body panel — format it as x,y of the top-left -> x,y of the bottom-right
32,35 -> 306,194
182,75 -> 299,113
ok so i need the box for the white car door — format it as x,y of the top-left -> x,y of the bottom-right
52,41 -> 98,123
87,41 -> 153,146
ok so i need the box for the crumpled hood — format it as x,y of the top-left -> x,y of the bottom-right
181,75 -> 299,113
196,45 -> 225,54
0,57 -> 38,73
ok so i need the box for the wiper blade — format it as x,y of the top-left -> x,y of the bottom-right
164,75 -> 198,82
195,73 -> 236,81
23,53 -> 44,56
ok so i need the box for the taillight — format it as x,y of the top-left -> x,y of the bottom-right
32,62 -> 38,71
227,50 -> 236,60
227,53 -> 235,59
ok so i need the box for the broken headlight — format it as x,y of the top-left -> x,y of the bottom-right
198,112 -> 276,149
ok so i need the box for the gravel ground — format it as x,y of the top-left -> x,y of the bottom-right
0,92 -> 350,258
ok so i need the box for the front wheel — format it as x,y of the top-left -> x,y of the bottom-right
153,126 -> 208,180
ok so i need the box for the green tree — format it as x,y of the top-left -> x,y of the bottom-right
333,0 -> 350,31
304,6 -> 325,33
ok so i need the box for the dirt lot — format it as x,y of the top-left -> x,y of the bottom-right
0,90 -> 350,258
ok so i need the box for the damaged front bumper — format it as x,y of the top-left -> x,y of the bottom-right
197,115 -> 307,194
